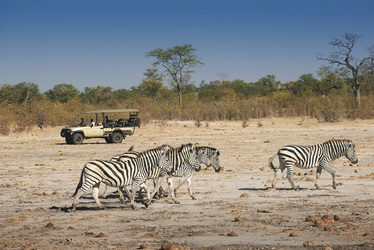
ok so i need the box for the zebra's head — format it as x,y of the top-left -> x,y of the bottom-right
178,143 -> 200,172
197,147 -> 221,172
345,140 -> 358,164
209,149 -> 221,173
158,145 -> 172,173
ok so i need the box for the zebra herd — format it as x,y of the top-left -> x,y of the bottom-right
71,144 -> 221,210
71,139 -> 358,210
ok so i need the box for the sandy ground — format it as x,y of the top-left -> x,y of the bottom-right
0,117 -> 373,250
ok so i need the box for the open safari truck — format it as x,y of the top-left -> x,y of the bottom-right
60,109 -> 140,144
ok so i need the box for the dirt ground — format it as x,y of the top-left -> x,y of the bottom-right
0,117 -> 373,250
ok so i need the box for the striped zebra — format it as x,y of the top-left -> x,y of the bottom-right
108,145 -> 171,205
268,139 -> 358,190
196,146 -> 221,172
71,145 -> 171,210
166,146 -> 222,203
164,143 -> 203,203
100,146 -> 140,203
118,143 -> 200,204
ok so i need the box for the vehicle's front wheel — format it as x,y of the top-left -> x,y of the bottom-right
111,132 -> 123,143
72,133 -> 84,144
65,136 -> 73,144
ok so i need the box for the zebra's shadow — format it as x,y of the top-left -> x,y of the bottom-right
49,205 -> 123,212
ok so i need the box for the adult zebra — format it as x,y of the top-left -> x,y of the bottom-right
71,145 -> 171,210
195,146 -> 221,172
268,139 -> 358,190
166,146 -> 222,203
107,143 -> 199,205
164,143 -> 201,203
100,146 -> 140,204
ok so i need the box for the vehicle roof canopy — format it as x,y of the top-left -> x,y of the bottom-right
82,109 -> 139,114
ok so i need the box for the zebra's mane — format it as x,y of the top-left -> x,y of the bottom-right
322,139 -> 352,145
137,144 -> 171,157
197,146 -> 220,156
197,146 -> 219,151
179,142 -> 193,149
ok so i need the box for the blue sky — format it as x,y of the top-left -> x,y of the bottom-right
1,0 -> 373,92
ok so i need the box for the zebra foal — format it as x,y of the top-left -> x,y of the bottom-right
268,139 -> 358,190
71,145 -> 171,210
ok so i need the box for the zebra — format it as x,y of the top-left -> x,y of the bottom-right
107,145 -> 171,203
71,145 -> 171,210
163,143 -> 203,203
100,146 -> 140,203
268,139 -> 358,190
166,145 -> 222,203
122,143 -> 200,204
195,146 -> 221,172
118,143 -> 200,204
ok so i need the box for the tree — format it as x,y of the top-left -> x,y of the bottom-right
255,74 -> 281,95
45,83 -> 79,103
79,86 -> 113,104
317,66 -> 345,95
0,84 -> 19,103
15,82 -> 41,104
146,44 -> 204,108
138,68 -> 164,102
317,33 -> 374,106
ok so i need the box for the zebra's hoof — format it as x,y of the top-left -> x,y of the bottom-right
191,196 -> 196,200
130,205 -> 135,210
174,201 -> 180,204
144,200 -> 151,208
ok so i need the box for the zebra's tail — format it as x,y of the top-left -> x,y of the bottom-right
268,154 -> 278,172
72,168 -> 85,197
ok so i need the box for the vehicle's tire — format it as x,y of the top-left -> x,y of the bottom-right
105,138 -> 113,143
72,133 -> 84,144
65,136 -> 73,144
111,132 -> 123,143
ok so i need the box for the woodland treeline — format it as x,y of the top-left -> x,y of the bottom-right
1,71 -> 374,134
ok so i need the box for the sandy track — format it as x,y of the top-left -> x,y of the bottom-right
0,118 -> 373,249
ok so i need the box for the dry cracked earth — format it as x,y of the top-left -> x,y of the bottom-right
1,117 -> 373,249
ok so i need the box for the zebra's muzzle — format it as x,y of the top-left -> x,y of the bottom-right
352,158 -> 358,164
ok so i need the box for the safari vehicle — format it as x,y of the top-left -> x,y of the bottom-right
60,109 -> 140,144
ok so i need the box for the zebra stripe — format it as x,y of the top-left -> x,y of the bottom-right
71,145 -> 171,210
268,139 -> 358,190
100,147 -> 140,203
196,146 -> 221,172
124,143 -> 200,204
110,147 -> 170,203
164,143 -> 201,203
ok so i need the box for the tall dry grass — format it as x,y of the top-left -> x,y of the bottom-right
1,93 -> 373,135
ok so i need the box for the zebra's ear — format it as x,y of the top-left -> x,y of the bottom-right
216,150 -> 220,156
128,145 -> 134,151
